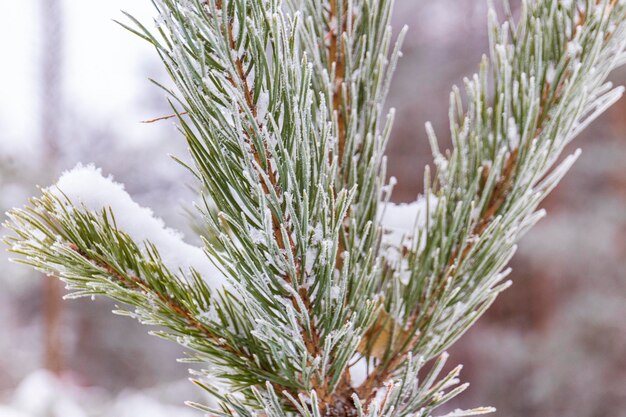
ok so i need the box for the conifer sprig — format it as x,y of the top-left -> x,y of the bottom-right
358,0 -> 626,401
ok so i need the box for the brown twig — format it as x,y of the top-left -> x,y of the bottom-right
141,111 -> 189,123
328,0 -> 349,165
319,2 -> 365,415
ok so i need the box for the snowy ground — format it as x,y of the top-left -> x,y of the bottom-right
0,370 -> 199,417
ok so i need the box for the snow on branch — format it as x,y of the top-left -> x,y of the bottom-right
51,164 -> 225,289
379,195 -> 438,253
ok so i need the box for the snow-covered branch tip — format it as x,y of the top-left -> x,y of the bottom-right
50,164 -> 225,289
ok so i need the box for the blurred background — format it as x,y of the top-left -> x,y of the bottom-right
0,1 -> 625,416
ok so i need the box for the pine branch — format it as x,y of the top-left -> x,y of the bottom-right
5,1 -> 626,417
3,191 -> 302,394
121,0 -> 377,411
284,4 -> 406,406
357,0 -> 626,404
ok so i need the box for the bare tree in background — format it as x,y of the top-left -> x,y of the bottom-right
40,0 -> 64,375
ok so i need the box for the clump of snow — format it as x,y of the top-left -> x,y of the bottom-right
379,194 -> 438,251
256,91 -> 270,123
305,248 -> 319,275
433,153 -> 449,174
567,39 -> 582,57
329,285 -> 341,300
248,226 -> 266,244
311,223 -> 324,244
349,357 -> 369,388
378,194 -> 438,283
49,164 -> 225,290
507,116 -> 520,149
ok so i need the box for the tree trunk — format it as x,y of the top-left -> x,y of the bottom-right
40,0 -> 64,375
